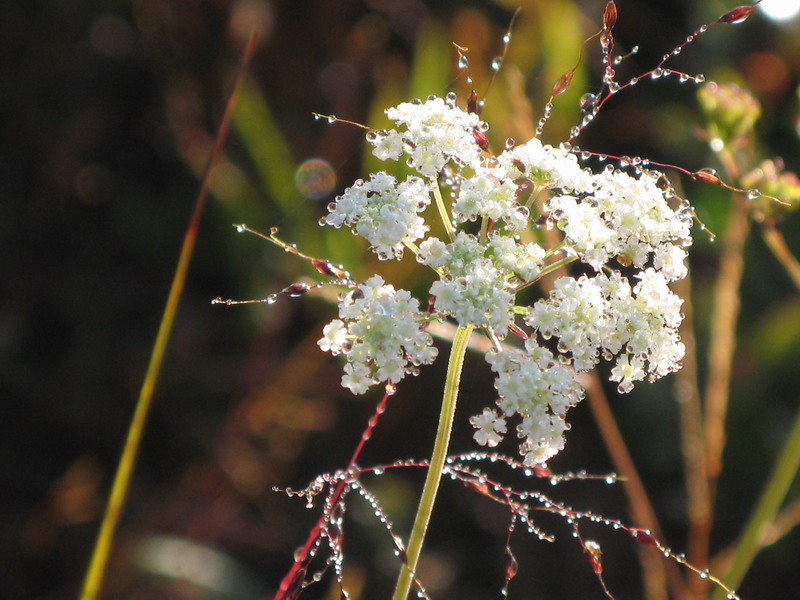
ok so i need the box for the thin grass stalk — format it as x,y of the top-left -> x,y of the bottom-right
761,220 -> 800,291
78,33 -> 257,600
707,213 -> 800,598
710,402 -> 800,599
392,323 -> 473,600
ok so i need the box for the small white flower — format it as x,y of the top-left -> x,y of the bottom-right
318,319 -> 348,354
470,408 -> 507,447
370,129 -> 404,161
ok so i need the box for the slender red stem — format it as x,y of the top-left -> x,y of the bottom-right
272,389 -> 393,600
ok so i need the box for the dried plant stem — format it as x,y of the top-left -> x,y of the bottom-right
392,324 -> 473,600
697,145 -> 750,597
672,274 -> 711,580
78,33 -> 256,600
703,151 -> 749,517
583,372 -> 685,600
761,220 -> 800,291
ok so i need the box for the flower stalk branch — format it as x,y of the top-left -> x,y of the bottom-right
392,324 -> 473,600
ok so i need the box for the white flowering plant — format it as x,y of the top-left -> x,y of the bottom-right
72,2 -> 800,599
242,3 -> 789,599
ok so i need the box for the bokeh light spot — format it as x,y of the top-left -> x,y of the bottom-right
295,159 -> 336,201
760,0 -> 800,21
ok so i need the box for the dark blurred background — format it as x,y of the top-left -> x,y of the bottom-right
3,1 -> 800,598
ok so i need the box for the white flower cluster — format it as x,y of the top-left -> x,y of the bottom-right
318,276 -> 438,394
478,342 -> 585,465
418,232 -> 545,337
317,94 -> 693,464
369,95 -> 485,176
323,172 -> 431,260
500,138 -> 693,277
526,270 -> 685,394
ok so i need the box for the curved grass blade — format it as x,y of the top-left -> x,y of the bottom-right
78,31 -> 258,600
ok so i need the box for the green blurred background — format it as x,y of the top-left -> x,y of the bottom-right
3,0 -> 800,598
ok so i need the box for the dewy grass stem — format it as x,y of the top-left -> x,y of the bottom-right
392,323 -> 473,600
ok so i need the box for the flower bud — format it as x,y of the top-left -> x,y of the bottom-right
697,82 -> 761,144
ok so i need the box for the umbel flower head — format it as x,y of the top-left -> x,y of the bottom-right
319,94 -> 691,466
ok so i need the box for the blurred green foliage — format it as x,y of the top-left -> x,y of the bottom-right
4,1 -> 800,599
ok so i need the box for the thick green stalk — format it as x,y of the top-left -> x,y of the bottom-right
392,323 -> 473,600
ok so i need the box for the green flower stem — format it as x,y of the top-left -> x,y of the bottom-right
431,178 -> 455,242
392,323 -> 473,600
711,401 -> 800,599
516,254 -> 577,293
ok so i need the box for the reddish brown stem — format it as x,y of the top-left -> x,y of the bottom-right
584,372 -> 687,600
272,389 -> 392,600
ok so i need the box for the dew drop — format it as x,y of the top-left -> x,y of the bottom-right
505,137 -> 515,150
235,224 -> 246,233
747,188 -> 761,200
327,115 -> 337,123
503,33 -> 511,43
709,138 -> 724,152
608,81 -> 620,94
458,55 -> 469,69
446,91 -> 457,103
267,294 -> 278,304
695,73 -> 705,83
629,76 -> 638,86
491,56 -> 503,71
579,92 -> 597,112
651,67 -> 664,80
